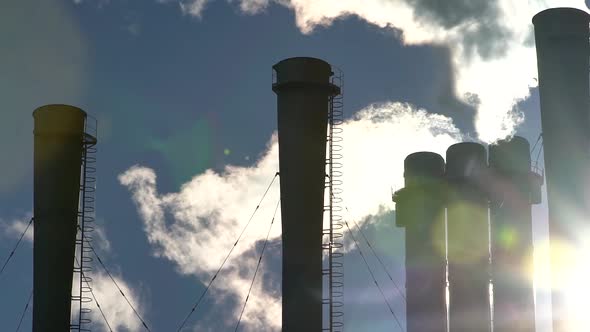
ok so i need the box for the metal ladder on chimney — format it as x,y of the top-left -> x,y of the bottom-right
71,116 -> 98,332
323,68 -> 345,332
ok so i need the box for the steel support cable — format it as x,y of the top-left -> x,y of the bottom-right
86,242 -> 151,332
343,206 -> 406,301
0,217 -> 33,278
530,133 -> 542,153
75,257 -> 113,332
177,172 -> 280,332
344,221 -> 404,331
234,199 -> 281,332
350,218 -> 406,302
530,132 -> 544,167
535,142 -> 544,167
15,289 -> 32,332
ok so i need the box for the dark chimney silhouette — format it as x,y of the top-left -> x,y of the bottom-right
489,136 -> 540,332
393,152 -> 447,332
533,8 -> 590,331
446,142 -> 491,332
272,57 -> 340,331
33,105 -> 86,331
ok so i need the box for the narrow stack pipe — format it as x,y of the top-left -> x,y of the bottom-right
33,105 -> 86,332
272,57 -> 340,332
393,152 -> 447,332
533,8 -> 590,331
489,136 -> 538,332
446,142 -> 491,332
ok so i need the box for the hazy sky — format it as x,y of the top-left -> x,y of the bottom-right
2,0 -> 590,331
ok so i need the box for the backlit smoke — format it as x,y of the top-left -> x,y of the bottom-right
175,0 -> 589,142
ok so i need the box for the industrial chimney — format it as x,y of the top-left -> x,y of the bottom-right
393,152 -> 447,332
446,142 -> 491,332
33,105 -> 87,331
489,136 -> 540,332
272,57 -> 340,331
533,8 -> 590,331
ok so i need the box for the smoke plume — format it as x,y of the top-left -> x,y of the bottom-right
173,0 -> 589,142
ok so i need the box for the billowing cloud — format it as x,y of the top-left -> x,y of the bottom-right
119,102 -> 461,330
169,0 -> 588,142
342,103 -> 460,220
72,0 -> 589,143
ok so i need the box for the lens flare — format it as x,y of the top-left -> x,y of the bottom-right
446,201 -> 489,264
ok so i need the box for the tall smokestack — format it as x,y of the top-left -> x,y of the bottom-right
533,8 -> 590,331
489,136 -> 539,332
33,104 -> 86,331
272,57 -> 340,331
393,152 -> 447,332
446,142 -> 491,332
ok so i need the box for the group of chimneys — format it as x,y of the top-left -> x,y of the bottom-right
392,6 -> 590,332
394,138 -> 541,332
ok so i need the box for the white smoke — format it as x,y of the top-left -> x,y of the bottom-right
168,0 -> 589,142
119,102 -> 461,330
68,267 -> 147,332
72,0 -> 589,143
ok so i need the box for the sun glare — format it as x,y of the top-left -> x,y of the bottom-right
562,237 -> 590,331
536,233 -> 590,331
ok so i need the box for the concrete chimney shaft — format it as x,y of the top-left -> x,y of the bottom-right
446,142 -> 491,332
533,8 -> 590,332
489,137 -> 537,332
33,104 -> 86,332
393,152 -> 447,332
272,57 -> 339,331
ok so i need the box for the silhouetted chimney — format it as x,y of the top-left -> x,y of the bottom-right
33,104 -> 86,331
272,57 -> 340,331
489,136 -> 539,332
446,142 -> 491,332
393,152 -> 447,332
533,8 -> 590,331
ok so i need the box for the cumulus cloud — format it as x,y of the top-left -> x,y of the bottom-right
169,0 -> 588,142
119,102 -> 461,330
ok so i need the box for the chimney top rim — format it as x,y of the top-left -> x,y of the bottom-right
533,7 -> 590,25
33,104 -> 87,118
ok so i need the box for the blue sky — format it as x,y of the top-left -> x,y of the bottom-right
2,0 -> 590,331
